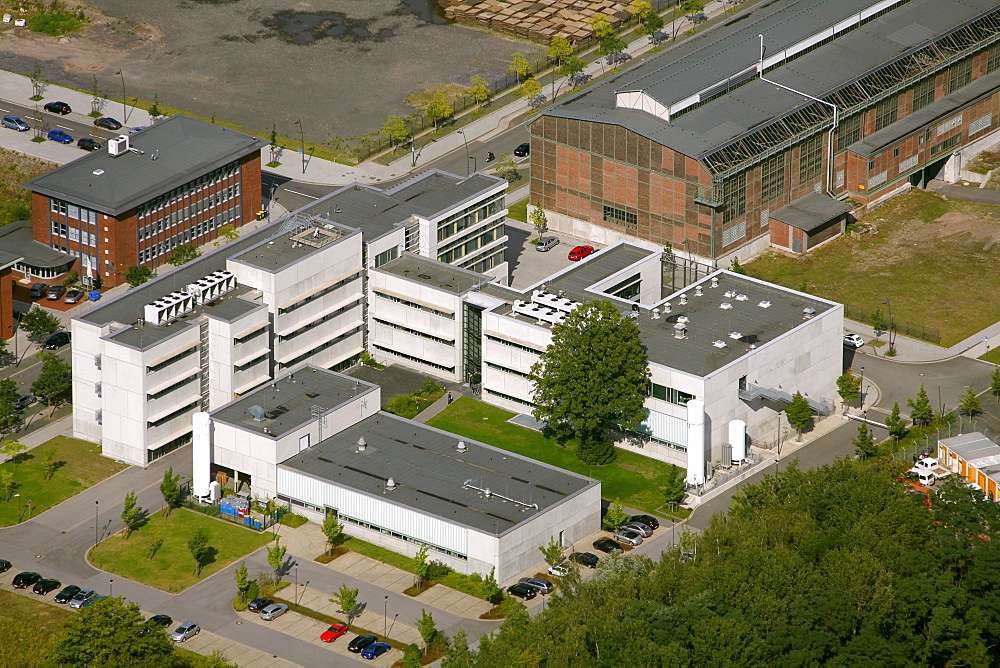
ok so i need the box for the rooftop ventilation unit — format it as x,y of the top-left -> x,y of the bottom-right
713,340 -> 727,348
758,300 -> 771,308
803,307 -> 817,319
92,169 -> 105,176
729,331 -> 742,339
724,290 -> 737,299
143,289 -> 195,325
186,269 -> 236,305
107,134 -> 130,157
651,308 -> 660,320
720,302 -> 733,310
736,294 -> 748,301
673,323 -> 687,339
248,405 -> 266,422
711,277 -> 719,288
462,479 -> 538,510
456,440 -> 467,453
679,294 -> 688,305
357,437 -> 367,452
677,315 -> 689,324
530,290 -> 579,314
625,311 -> 639,320
662,302 -> 671,313
695,285 -> 703,297
386,477 -> 396,491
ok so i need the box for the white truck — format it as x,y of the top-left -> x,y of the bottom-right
908,457 -> 951,487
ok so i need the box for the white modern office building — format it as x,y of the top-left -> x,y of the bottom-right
71,170 -> 509,465
196,365 -> 600,582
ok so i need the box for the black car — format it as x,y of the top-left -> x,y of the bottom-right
513,142 -> 530,157
54,584 -> 81,604
347,634 -> 378,653
0,559 -> 11,574
77,137 -> 101,152
43,101 -> 72,115
139,614 -> 173,636
32,578 -> 61,595
507,583 -> 537,600
630,514 -> 660,530
14,394 -> 35,411
570,552 -> 599,568
29,283 -> 49,298
593,538 -> 624,554
43,332 -> 71,349
12,571 -> 42,589
94,117 -> 123,131
247,597 -> 273,613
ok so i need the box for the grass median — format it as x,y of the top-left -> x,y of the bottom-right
426,397 -> 681,516
90,508 -> 272,593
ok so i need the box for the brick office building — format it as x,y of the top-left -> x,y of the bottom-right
23,115 -> 266,288
530,0 -> 1000,262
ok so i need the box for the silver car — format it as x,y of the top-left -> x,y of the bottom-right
259,603 -> 288,621
621,522 -> 653,537
171,621 -> 200,642
68,588 -> 95,609
613,529 -> 643,546
2,115 -> 30,131
535,236 -> 559,252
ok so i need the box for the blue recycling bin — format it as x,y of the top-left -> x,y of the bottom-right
88,290 -> 101,301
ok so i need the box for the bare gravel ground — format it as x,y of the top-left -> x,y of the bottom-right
0,0 -> 540,144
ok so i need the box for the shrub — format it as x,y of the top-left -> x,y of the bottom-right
425,560 -> 452,581
385,394 -> 420,419
278,512 -> 308,528
27,11 -> 82,36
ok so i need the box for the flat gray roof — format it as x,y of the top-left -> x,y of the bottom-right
279,411 -> 597,535
377,254 -> 490,295
940,432 -> 1000,458
291,170 -> 506,242
541,244 -> 656,303
0,220 -> 74,269
24,115 -> 267,215
211,366 -> 378,438
542,0 -> 997,165
231,219 -> 356,272
770,192 -> 853,232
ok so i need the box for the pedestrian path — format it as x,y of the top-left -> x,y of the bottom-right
844,318 -> 1000,364
180,628 -> 301,668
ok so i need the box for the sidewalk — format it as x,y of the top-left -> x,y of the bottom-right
844,317 -> 1000,363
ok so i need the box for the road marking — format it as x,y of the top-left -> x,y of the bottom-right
56,125 -> 73,130
284,189 -> 319,200
0,108 -> 9,113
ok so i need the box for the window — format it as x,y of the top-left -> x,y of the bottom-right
374,291 -> 455,319
373,345 -> 454,373
949,58 -> 973,93
760,153 -> 785,204
602,205 -> 638,231
147,374 -> 198,401
234,326 -> 268,346
373,247 -> 398,268
648,383 -> 694,406
798,134 -> 823,184
374,318 -> 454,345
912,77 -> 935,112
147,401 -> 199,429
146,346 -> 198,374
930,134 -> 962,157
486,361 -> 531,378
893,147 -> 899,158
234,352 -> 269,373
278,273 -> 360,315
989,42 -> 1000,74
874,97 -> 898,131
720,172 -> 746,225
837,115 -> 862,151
485,334 -> 543,354
485,388 -> 535,407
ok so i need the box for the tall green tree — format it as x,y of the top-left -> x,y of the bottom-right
663,465 -> 687,504
0,439 -> 26,471
442,629 -> 476,667
885,401 -> 907,439
959,386 -> 983,417
167,243 -> 201,266
402,644 -> 423,668
852,422 -> 876,458
991,366 -> 1000,402
869,308 -> 886,336
546,36 -> 574,98
530,299 -> 650,465
0,468 -> 13,502
331,584 -> 359,624
159,465 -> 181,516
51,597 -> 174,666
836,370 -> 861,404
19,306 -> 60,340
508,52 -> 531,81
322,513 -> 344,555
120,490 -> 142,539
468,75 -> 492,107
381,114 -> 410,147
424,92 -> 453,128
602,503 -> 630,530
529,207 -> 548,239
234,561 -> 251,604
412,544 -> 431,585
417,609 -> 439,653
31,352 -> 71,409
40,447 -> 59,481
0,378 -> 21,435
539,536 -> 563,564
267,536 -> 287,578
123,264 -> 154,287
783,392 -> 812,439
907,384 -> 934,426
188,528 -> 211,575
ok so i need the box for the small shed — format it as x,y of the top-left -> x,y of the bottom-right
769,192 -> 854,254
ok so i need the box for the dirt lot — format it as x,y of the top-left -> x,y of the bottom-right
0,0 -> 540,144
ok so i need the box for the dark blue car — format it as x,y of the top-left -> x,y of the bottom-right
361,642 -> 391,659
47,129 -> 73,144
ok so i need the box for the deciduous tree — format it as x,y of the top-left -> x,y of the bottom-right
729,257 -> 747,275
539,536 -> 563,564
188,528 -> 211,575
508,52 -> 531,81
531,300 -> 649,465
322,513 -> 344,555
908,384 -> 934,426
216,224 -> 239,244
331,584 -> 359,624
51,597 -> 174,666
602,503 -> 630,530
529,207 -> 548,239
267,535 -> 287,578
234,561 -> 251,604
494,152 -> 520,181
663,465 -> 687,504
468,75 -> 492,107
417,608 -> 440,653
836,370 -> 861,404
517,77 -> 542,100
412,544 -> 430,585
869,308 -> 886,336
425,93 -> 453,128
0,439 -> 27,471
123,264 -> 154,287
40,447 -> 59,481
120,490 -> 142,539
166,243 -> 201,266
19,306 -> 60,340
381,114 -> 410,147
783,392 -> 812,440
159,465 -> 181,516
991,366 -> 1000,402
0,378 -> 21,435
0,469 -> 13,502
442,629 -> 476,667
31,352 -> 71,409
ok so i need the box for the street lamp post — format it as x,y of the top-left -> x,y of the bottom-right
293,119 -> 306,174
14,493 -> 20,521
859,366 -> 865,411
883,298 -> 895,353
294,564 -> 298,604
109,578 -> 113,598
384,595 -> 388,637
457,130 -> 470,176
26,500 -> 32,520
95,500 -> 99,548
113,70 -> 127,124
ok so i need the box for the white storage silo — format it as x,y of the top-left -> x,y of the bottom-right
729,419 -> 746,463
685,399 -> 706,486
192,412 -> 212,499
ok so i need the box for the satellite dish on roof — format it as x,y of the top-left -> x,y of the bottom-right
248,405 -> 266,422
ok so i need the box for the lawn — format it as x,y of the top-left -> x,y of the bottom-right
744,190 -> 1000,347
89,508 -> 272,593
0,589 -> 72,666
0,436 -> 127,527
507,198 -> 528,223
426,397 -> 680,515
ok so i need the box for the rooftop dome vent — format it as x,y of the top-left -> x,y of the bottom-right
456,440 -> 467,453
357,437 -> 367,452
713,340 -> 727,348
729,331 -> 742,339
720,302 -> 733,310
758,300 -> 771,308
386,477 -> 396,491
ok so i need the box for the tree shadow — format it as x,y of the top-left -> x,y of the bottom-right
199,546 -> 219,572
131,508 -> 151,532
277,556 -> 295,577
44,460 -> 67,480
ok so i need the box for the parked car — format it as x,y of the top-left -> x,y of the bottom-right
536,236 -> 559,252
170,621 -> 201,642
613,529 -> 643,546
64,289 -> 85,304
14,394 -> 35,411
46,285 -> 66,300
54,584 -> 81,604
43,332 -> 71,349
43,101 -> 72,115
247,597 -> 273,613
33,578 -> 61,595
547,562 -> 570,577
844,333 -> 865,348
680,549 -> 695,563
348,634 -> 379,653
80,595 -> 107,608
568,245 -> 595,261
0,559 -> 11,574
68,588 -> 96,608
361,642 -> 391,660
77,137 -> 101,152
12,571 -> 42,589
570,552 -> 599,568
139,614 -> 173,636
320,624 -> 349,642
46,130 -> 73,144
507,582 -> 537,600
621,522 -> 654,538
518,577 -> 553,594
259,603 -> 288,621
630,514 -> 660,530
94,117 -> 123,131
128,125 -> 149,135
513,142 -> 530,157
29,283 -> 49,298
593,538 -> 624,554
2,115 -> 30,131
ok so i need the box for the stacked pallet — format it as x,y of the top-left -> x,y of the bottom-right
440,0 -> 636,45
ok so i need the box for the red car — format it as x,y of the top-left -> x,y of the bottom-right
320,624 -> 349,642
568,245 -> 595,261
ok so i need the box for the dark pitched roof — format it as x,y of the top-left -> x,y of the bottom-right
770,192 -> 853,232
0,220 -> 74,268
24,115 -> 267,215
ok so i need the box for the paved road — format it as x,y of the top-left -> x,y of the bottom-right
0,99 -> 134,146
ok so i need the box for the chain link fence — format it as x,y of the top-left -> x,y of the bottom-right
892,417 -> 1000,463
844,303 -> 941,345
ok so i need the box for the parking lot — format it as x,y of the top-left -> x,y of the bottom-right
505,220 -> 600,291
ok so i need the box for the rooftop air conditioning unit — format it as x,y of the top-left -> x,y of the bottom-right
108,134 -> 130,157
